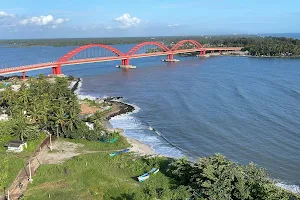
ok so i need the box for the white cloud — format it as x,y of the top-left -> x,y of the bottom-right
54,18 -> 68,24
105,26 -> 112,30
167,24 -> 180,27
114,13 -> 141,28
20,15 -> 68,26
0,11 -> 15,18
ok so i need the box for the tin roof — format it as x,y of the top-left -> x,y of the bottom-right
4,140 -> 25,147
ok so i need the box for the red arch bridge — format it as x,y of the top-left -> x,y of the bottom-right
0,40 -> 242,79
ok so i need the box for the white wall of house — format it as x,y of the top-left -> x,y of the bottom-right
6,143 -> 27,153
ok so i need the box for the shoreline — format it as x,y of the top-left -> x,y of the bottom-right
104,108 -> 156,156
77,85 -> 155,156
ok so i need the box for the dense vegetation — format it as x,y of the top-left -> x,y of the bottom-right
168,155 -> 299,200
241,37 -> 300,56
0,75 -> 112,141
1,35 -> 300,57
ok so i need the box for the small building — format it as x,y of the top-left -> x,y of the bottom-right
5,140 -> 27,153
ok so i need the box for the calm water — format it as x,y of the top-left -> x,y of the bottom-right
0,45 -> 299,188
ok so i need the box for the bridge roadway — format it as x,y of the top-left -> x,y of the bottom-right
0,46 -> 242,76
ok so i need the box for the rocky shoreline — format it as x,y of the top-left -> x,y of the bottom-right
104,100 -> 135,120
101,100 -> 155,156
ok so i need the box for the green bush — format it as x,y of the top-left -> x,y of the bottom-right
169,154 -> 299,200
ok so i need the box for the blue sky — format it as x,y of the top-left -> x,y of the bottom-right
0,0 -> 299,39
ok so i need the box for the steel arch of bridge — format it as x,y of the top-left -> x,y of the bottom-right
125,41 -> 170,56
54,44 -> 125,74
170,40 -> 204,51
56,40 -> 204,64
53,40 -> 205,71
57,44 -> 125,63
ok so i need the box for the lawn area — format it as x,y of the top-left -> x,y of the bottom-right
22,138 -> 184,200
67,136 -> 131,152
0,134 -> 47,196
0,83 -> 5,89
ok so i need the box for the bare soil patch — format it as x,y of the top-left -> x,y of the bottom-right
40,141 -> 83,164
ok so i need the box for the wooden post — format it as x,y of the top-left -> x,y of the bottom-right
56,126 -> 59,138
7,190 -> 10,200
28,160 -> 33,182
49,134 -> 52,151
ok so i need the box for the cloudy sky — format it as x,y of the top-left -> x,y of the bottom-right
0,0 -> 300,39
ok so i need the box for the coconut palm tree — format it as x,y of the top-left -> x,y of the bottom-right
88,110 -> 105,131
0,86 -> 15,107
65,108 -> 81,132
18,83 -> 30,108
52,106 -> 68,137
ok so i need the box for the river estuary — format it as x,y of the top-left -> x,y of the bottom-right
0,44 -> 299,191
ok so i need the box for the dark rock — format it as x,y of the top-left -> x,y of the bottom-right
106,101 -> 135,120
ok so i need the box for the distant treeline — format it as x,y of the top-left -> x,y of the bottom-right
1,35 -> 300,57
0,36 -> 251,47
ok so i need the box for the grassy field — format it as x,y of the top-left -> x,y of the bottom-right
22,137 -> 187,200
0,134 -> 47,196
70,136 -> 130,152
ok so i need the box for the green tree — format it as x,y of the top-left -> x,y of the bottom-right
168,157 -> 193,185
51,107 -> 68,137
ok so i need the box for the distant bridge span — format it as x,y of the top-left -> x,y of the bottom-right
0,40 -> 243,78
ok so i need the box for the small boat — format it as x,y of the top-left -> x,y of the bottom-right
109,148 -> 130,157
138,168 -> 159,182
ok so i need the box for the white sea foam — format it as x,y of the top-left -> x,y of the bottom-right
77,94 -> 98,101
109,109 -> 184,158
74,79 -> 100,100
74,79 -> 82,95
276,182 -> 300,194
68,80 -> 77,90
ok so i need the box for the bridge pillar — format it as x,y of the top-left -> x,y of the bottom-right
51,64 -> 64,76
198,50 -> 207,57
168,54 -> 174,60
162,54 -> 179,62
22,72 -> 26,80
121,58 -> 130,65
56,65 -> 62,74
117,58 -> 136,69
